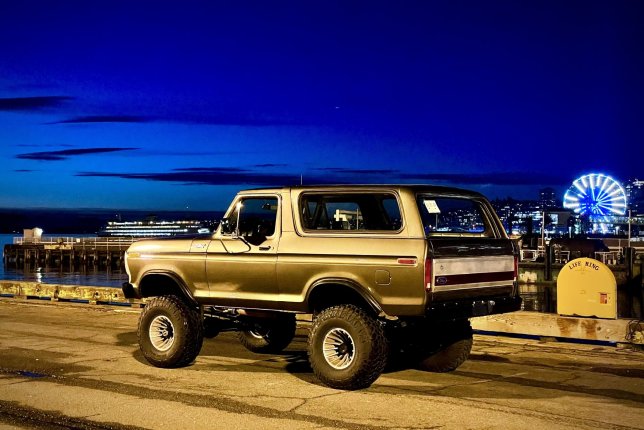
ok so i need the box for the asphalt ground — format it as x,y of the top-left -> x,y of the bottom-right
0,299 -> 643,430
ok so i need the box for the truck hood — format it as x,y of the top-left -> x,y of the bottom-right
127,235 -> 211,254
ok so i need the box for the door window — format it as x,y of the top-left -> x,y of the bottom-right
226,196 -> 278,245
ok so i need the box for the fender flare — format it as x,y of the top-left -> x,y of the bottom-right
305,277 -> 383,315
139,270 -> 198,306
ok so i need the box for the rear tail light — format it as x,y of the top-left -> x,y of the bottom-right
513,254 -> 518,281
424,257 -> 433,291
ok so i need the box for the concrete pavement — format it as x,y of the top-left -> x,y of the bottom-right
0,300 -> 643,430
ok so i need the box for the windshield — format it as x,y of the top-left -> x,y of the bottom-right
417,195 -> 492,237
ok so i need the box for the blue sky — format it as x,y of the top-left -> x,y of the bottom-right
1,1 -> 642,211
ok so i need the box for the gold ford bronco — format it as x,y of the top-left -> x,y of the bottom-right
123,185 -> 521,389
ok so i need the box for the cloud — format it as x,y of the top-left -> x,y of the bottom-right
14,169 -> 37,172
400,172 -> 568,186
75,166 -> 570,188
314,167 -> 400,176
76,167 -> 304,186
253,163 -> 288,168
16,147 -> 139,161
0,96 -> 73,111
166,112 -> 299,127
47,112 -> 296,127
49,115 -> 149,124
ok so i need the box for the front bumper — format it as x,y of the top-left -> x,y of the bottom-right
122,282 -> 141,299
426,295 -> 521,321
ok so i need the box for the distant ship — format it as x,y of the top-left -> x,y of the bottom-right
98,218 -> 212,237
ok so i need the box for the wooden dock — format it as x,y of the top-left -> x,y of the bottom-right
3,236 -> 134,269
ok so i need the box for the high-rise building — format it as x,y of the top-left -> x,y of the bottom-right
625,178 -> 644,214
539,187 -> 556,210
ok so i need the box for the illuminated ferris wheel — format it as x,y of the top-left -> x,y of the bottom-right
563,173 -> 627,216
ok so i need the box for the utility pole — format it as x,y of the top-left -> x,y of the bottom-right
628,209 -> 632,246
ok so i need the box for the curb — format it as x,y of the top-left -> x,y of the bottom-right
0,280 -> 143,307
1,280 -> 642,346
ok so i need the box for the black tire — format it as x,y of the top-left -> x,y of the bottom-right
238,314 -> 296,353
308,305 -> 388,390
138,295 -> 204,368
418,320 -> 473,372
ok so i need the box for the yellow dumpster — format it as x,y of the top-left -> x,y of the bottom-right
556,257 -> 617,319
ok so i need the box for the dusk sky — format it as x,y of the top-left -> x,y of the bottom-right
1,1 -> 642,211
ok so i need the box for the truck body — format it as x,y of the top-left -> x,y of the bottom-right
123,185 -> 521,389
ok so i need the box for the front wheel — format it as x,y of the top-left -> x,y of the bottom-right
308,305 -> 388,390
138,295 -> 204,368
238,314 -> 297,353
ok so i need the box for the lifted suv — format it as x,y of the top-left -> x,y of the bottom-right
123,185 -> 521,389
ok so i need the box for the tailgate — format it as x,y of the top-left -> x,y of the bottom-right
428,238 -> 516,299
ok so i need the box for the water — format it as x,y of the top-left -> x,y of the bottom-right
1,232 -> 564,308
1,234 -> 127,288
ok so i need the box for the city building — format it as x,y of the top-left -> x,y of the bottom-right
539,187 -> 556,210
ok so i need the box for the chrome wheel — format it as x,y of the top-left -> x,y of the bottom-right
322,328 -> 355,370
149,315 -> 175,352
249,329 -> 268,339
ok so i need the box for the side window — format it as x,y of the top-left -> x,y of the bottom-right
417,196 -> 490,236
227,196 -> 278,245
300,193 -> 402,232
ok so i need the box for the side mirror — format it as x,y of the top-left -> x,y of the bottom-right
220,218 -> 235,235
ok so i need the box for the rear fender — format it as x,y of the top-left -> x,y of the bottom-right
306,278 -> 384,316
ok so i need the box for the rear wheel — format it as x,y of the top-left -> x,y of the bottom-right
418,320 -> 473,372
238,314 -> 297,353
308,305 -> 388,390
138,295 -> 204,368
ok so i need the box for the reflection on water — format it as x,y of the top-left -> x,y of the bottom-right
2,264 -> 128,288
520,284 -> 556,313
1,233 -> 128,287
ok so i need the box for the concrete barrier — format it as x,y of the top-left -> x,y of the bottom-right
471,312 -> 643,345
1,280 -> 642,346
0,280 -> 143,307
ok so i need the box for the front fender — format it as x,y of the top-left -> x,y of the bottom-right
138,270 -> 198,306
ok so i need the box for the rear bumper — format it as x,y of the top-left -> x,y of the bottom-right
425,295 -> 521,321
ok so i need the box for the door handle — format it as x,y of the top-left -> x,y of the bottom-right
259,246 -> 272,251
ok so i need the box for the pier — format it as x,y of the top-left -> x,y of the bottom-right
2,236 -> 134,270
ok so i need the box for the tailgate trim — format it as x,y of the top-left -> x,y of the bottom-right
431,255 -> 514,292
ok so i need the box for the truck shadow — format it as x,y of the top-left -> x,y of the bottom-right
120,330 -> 644,404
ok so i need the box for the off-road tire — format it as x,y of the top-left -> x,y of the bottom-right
308,305 -> 388,390
238,314 -> 297,353
418,320 -> 473,372
138,295 -> 204,368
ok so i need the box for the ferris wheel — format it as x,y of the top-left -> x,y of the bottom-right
563,173 -> 627,216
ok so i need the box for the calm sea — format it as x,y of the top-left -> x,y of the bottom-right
1,234 -> 127,288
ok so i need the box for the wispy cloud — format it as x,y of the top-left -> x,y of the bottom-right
48,115 -> 149,124
314,167 -> 400,175
75,166 -> 568,188
0,96 -> 73,111
400,172 -> 568,186
48,112 -> 295,127
76,167 -> 303,186
16,147 -> 139,161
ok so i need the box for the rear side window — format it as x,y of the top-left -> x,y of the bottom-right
300,193 -> 402,232
417,195 -> 491,236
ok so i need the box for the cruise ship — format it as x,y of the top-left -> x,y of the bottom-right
98,219 -> 212,237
